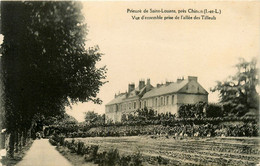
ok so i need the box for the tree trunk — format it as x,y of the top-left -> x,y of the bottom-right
14,130 -> 18,153
22,128 -> 28,146
18,130 -> 22,151
7,131 -> 14,158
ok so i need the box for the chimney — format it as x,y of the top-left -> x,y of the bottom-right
177,77 -> 184,83
188,76 -> 197,82
147,78 -> 150,85
128,83 -> 135,93
139,80 -> 145,90
157,83 -> 163,88
166,81 -> 172,86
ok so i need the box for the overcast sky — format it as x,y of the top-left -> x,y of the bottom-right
65,1 -> 259,122
2,2 -> 258,122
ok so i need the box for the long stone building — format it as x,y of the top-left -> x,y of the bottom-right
105,76 -> 208,122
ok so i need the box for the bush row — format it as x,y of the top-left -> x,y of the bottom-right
49,135 -> 170,166
62,122 -> 258,138
44,116 -> 258,138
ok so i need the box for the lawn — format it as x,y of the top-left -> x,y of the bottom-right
66,136 -> 260,166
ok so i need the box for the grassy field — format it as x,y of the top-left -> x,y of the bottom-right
66,136 -> 260,166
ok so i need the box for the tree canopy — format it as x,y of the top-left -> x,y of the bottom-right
211,57 -> 259,116
84,111 -> 105,125
1,1 -> 106,156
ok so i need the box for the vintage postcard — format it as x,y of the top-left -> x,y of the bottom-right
0,1 -> 259,166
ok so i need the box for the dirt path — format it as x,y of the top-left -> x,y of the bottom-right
16,139 -> 72,166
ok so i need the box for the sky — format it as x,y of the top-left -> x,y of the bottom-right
1,1 -> 259,122
65,1 -> 259,122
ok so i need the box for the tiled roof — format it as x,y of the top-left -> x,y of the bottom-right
106,79 -> 208,105
106,85 -> 151,106
106,77 -> 208,107
142,80 -> 189,99
106,94 -> 126,105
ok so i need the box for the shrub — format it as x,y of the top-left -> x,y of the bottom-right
97,149 -> 120,166
156,155 -> 169,165
118,156 -> 131,166
77,141 -> 85,155
206,104 -> 223,117
129,151 -> 143,166
84,145 -> 99,162
178,102 -> 206,118
48,134 -> 65,146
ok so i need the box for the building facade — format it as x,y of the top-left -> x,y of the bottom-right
105,76 -> 208,122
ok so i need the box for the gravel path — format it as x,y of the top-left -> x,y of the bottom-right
16,139 -> 72,166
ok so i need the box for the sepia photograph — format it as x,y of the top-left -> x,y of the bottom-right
0,1 -> 259,166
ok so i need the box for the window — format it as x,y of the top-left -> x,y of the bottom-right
166,96 -> 169,105
161,97 -> 163,106
172,95 -> 174,105
155,98 -> 157,106
134,102 -> 136,109
144,101 -> 147,107
129,102 -> 131,109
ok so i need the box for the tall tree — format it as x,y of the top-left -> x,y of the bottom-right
84,111 -> 105,125
211,57 -> 259,116
1,1 -> 106,157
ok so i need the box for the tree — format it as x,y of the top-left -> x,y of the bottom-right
84,111 -> 105,125
84,111 -> 99,123
43,113 -> 78,126
1,1 -> 106,157
211,57 -> 259,116
206,104 -> 223,118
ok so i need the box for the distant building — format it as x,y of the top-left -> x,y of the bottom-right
105,76 -> 208,122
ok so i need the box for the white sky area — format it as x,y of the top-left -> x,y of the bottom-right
1,2 -> 259,122
66,1 -> 260,122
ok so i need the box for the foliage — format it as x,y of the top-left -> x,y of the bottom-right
49,134 -> 65,146
129,151 -> 143,166
1,1 -> 106,157
45,116 -> 258,138
121,108 -> 175,123
178,102 -> 206,118
51,138 -> 143,166
98,149 -> 120,166
44,113 -> 78,126
156,155 -> 169,165
67,137 -> 260,166
84,111 -> 105,125
206,104 -> 223,117
211,57 -> 259,116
